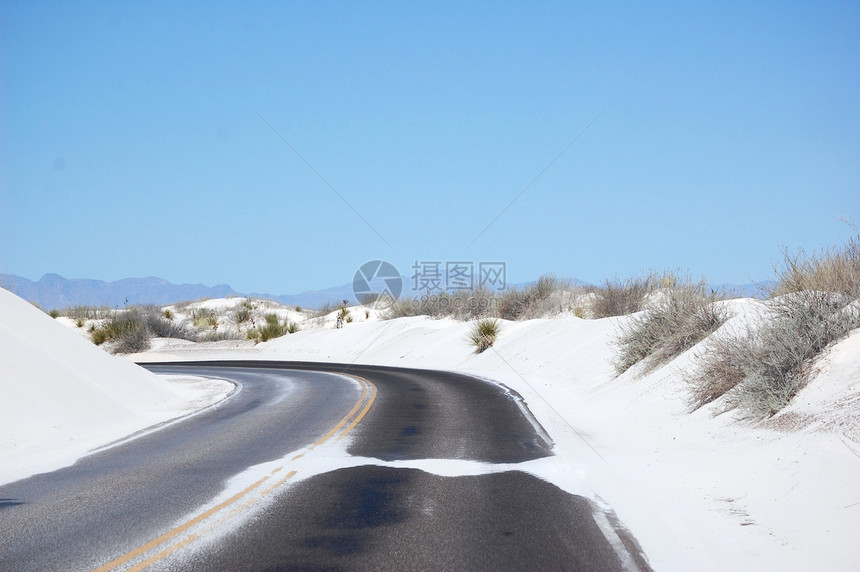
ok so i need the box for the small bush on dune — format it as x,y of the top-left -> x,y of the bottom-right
192,308 -> 218,329
111,318 -> 151,354
496,274 -> 566,320
385,288 -> 496,321
769,234 -> 860,297
247,313 -> 298,343
614,280 -> 728,376
687,232 -> 860,416
141,306 -> 197,340
592,273 -> 662,318
468,318 -> 500,354
89,306 -> 197,353
232,305 -> 253,325
311,301 -> 338,318
62,305 -> 110,321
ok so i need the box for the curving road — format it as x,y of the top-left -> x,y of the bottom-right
0,361 -> 650,571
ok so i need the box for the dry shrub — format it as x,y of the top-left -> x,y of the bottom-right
614,280 -> 727,376
592,273 -> 662,318
770,233 -> 860,297
687,231 -> 860,416
385,287 -> 495,321
496,275 -> 568,320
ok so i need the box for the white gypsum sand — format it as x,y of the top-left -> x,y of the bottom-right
7,289 -> 859,570
0,288 -> 233,485
131,300 -> 860,571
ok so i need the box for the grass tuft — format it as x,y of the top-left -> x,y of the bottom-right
468,318 -> 500,354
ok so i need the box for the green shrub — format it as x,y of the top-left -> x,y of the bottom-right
468,318 -> 500,354
48,309 -> 60,318
91,327 -> 109,345
192,308 -> 218,329
248,313 -> 298,342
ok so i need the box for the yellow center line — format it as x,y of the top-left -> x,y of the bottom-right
310,378 -> 369,447
126,534 -> 199,572
94,373 -> 377,572
338,376 -> 378,441
92,476 -> 270,572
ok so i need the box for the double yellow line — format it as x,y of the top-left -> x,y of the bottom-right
94,374 -> 377,572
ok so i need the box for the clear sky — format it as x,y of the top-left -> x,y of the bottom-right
2,1 -> 858,295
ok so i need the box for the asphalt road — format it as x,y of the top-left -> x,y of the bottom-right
0,361 -> 650,571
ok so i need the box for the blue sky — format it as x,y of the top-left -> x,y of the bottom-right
2,1 -> 858,296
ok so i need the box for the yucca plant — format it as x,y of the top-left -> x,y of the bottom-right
468,318 -> 500,354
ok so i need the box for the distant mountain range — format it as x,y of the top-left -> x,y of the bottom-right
0,273 -> 771,311
1,274 -> 241,310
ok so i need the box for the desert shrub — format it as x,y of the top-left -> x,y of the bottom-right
141,307 -> 197,340
385,287 -> 496,321
199,330 -> 243,342
111,319 -> 151,354
614,281 -> 727,376
91,327 -> 109,345
496,274 -> 566,320
311,301 -> 338,318
92,309 -> 152,354
62,305 -> 109,321
769,233 -> 860,297
687,232 -> 860,416
162,308 -> 174,320
89,306 -> 196,353
232,305 -> 253,325
468,318 -> 500,354
295,306 -> 302,313
48,309 -> 60,318
592,273 -> 662,318
247,313 -> 297,342
192,308 -> 218,329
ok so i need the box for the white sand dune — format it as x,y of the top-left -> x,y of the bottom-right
0,288 -> 232,485
4,287 -> 859,570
